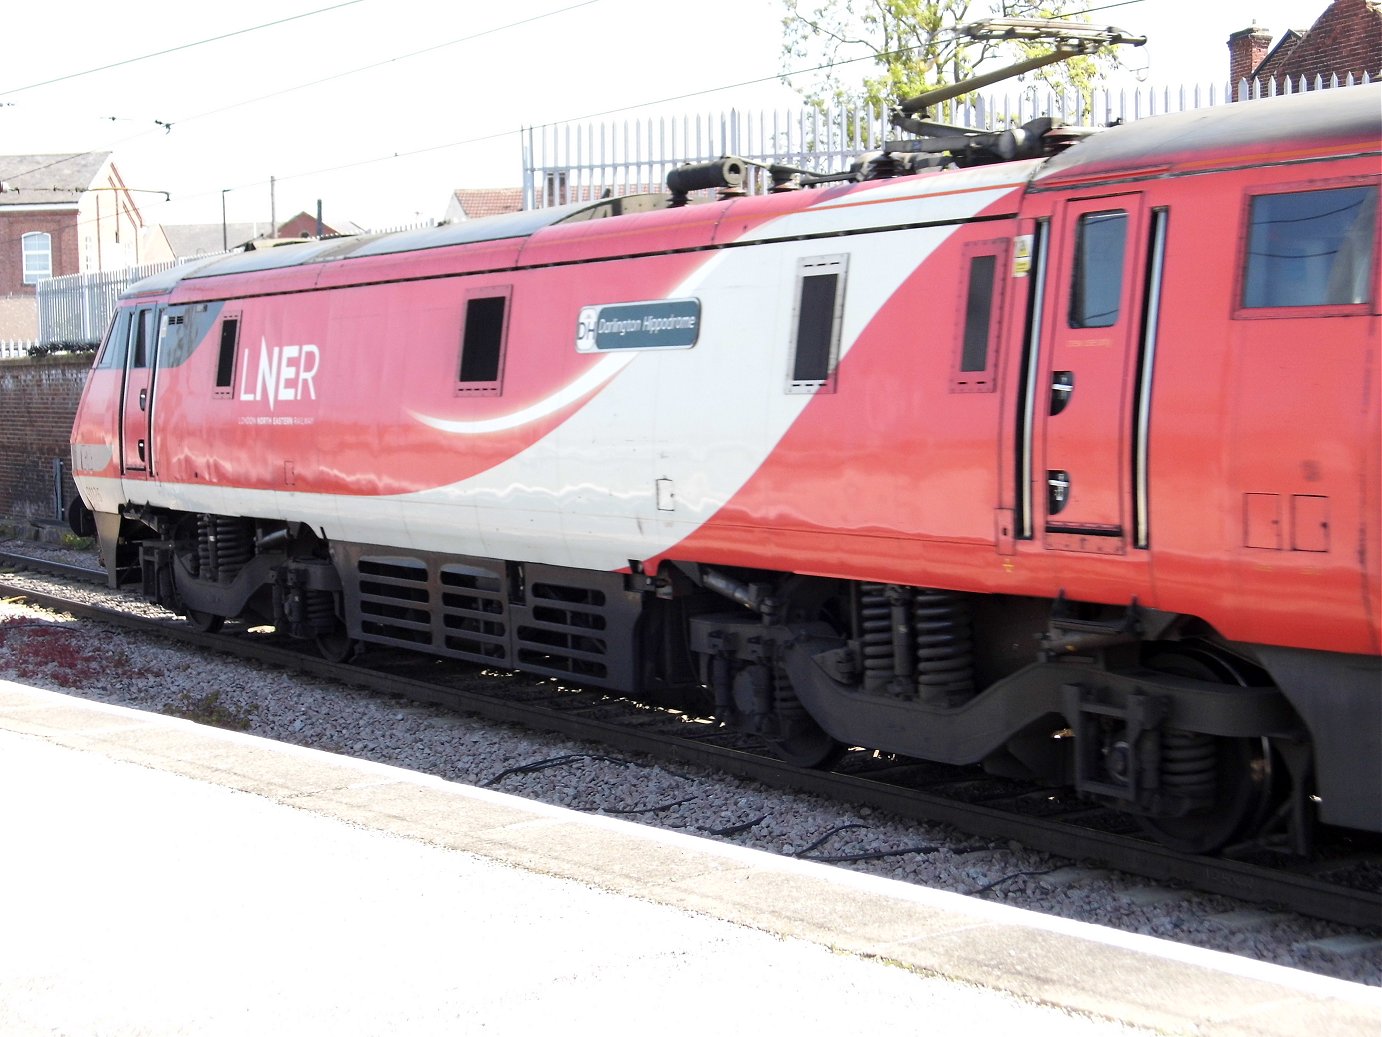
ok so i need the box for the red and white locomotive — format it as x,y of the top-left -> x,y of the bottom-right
71,86 -> 1380,852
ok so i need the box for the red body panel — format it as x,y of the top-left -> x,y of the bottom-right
71,92 -> 1382,660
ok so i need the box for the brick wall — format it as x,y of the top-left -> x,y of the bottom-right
0,210 -> 80,297
0,354 -> 90,523
1255,0 -> 1382,84
1228,27 -> 1273,91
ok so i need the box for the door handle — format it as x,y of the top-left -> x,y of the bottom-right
1050,371 -> 1073,415
138,439 -> 146,462
1047,470 -> 1070,514
139,388 -> 148,411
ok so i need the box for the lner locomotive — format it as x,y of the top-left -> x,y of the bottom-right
71,85 -> 1381,852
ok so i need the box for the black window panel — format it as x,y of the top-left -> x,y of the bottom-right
793,273 -> 838,382
1069,212 -> 1127,329
130,310 -> 153,368
960,254 -> 997,372
1243,185 -> 1377,308
459,296 -> 507,383
215,318 -> 239,388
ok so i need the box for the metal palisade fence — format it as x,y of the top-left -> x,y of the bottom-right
521,73 -> 1376,208
0,340 -> 38,359
35,258 -> 218,349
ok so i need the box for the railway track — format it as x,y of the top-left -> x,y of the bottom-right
2,548 -> 1379,931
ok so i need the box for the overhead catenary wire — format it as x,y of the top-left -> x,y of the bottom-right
19,1 -> 1145,232
0,0 -> 369,98
207,2 -> 1137,199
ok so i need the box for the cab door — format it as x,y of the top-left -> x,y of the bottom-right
120,305 -> 160,478
1035,194 -> 1154,554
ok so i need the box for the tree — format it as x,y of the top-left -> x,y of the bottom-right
780,0 -> 1119,111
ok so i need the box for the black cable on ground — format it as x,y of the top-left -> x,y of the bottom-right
790,821 -> 957,863
792,822 -> 870,857
482,753 -> 629,787
590,796 -> 698,816
966,867 -> 1065,896
801,844 -> 943,864
700,815 -> 767,836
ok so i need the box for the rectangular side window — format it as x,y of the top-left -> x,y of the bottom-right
215,316 -> 240,395
1069,211 -> 1127,329
952,243 -> 1006,393
788,255 -> 847,394
961,256 -> 997,370
129,309 -> 154,369
1242,185 -> 1377,309
457,289 -> 510,394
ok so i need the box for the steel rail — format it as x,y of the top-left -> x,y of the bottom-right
0,550 -> 107,585
1,574 -> 1378,930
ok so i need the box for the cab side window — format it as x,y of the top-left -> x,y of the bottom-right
1069,211 -> 1127,329
129,309 -> 155,369
1242,185 -> 1377,309
96,311 -> 131,369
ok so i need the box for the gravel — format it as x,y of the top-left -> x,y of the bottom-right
2,537 -> 1379,986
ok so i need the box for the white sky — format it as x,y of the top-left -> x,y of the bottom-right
0,0 -> 1321,232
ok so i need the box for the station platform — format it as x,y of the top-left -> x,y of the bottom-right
1,678 -> 1378,1036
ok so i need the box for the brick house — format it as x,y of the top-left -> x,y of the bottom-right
1228,0 -> 1382,96
0,153 -> 147,338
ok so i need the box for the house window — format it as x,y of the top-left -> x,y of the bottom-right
21,232 -> 52,285
544,171 -> 569,207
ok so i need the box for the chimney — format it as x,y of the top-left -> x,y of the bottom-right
1228,24 -> 1274,97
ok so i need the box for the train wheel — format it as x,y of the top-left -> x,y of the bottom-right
766,723 -> 845,769
185,609 -> 225,634
767,576 -> 847,769
1137,735 -> 1275,854
1136,648 -> 1279,854
315,627 -> 357,664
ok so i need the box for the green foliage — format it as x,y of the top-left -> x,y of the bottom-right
781,0 -> 1118,111
25,341 -> 99,358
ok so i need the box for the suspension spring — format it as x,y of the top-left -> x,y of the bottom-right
772,653 -> 807,726
913,589 -> 976,703
196,514 -> 213,578
1158,731 -> 1218,800
213,517 -> 254,581
858,583 -> 894,693
306,589 -> 336,632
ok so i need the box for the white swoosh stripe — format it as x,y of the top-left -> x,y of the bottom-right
409,351 -> 635,435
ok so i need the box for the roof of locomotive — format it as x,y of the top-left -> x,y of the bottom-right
122,84 -> 1379,301
1033,83 -> 1381,188
123,192 -> 672,296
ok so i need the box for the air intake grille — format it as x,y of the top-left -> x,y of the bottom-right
516,581 -> 609,679
340,548 -> 637,689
